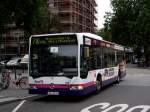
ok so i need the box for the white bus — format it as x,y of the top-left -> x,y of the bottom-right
28,33 -> 126,96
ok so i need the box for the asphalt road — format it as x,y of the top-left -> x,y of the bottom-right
0,64 -> 150,112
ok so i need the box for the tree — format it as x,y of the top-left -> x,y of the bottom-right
96,12 -> 112,41
0,0 -> 12,37
96,28 -> 112,41
0,0 -> 61,38
104,0 -> 150,66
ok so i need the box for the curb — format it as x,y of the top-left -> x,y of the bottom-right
20,95 -> 38,100
0,95 -> 38,105
0,98 -> 21,105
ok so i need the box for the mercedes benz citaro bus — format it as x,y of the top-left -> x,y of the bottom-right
28,33 -> 126,96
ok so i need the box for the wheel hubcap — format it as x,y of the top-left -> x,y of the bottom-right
96,80 -> 101,90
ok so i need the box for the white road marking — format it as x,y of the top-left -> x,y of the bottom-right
126,105 -> 150,112
12,100 -> 26,112
81,102 -> 150,112
81,102 -> 110,112
101,104 -> 128,112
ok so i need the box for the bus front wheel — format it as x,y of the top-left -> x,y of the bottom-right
116,71 -> 121,84
95,76 -> 102,93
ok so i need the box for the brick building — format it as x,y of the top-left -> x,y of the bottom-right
48,0 -> 97,33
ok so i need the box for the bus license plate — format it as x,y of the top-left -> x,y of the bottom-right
48,92 -> 59,95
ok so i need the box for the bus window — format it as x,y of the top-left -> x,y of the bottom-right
84,47 -> 90,58
104,55 -> 108,68
83,46 -> 100,70
30,45 -> 78,78
80,46 -> 91,78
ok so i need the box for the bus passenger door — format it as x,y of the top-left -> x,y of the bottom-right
80,46 -> 90,78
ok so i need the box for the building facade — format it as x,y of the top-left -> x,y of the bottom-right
0,0 -> 97,60
0,23 -> 27,60
48,0 -> 97,33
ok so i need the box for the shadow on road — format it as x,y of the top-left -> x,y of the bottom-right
33,94 -> 94,103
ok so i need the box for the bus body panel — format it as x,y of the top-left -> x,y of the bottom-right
86,66 -> 119,86
28,66 -> 120,96
29,76 -> 97,96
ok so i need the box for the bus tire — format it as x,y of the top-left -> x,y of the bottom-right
95,75 -> 102,93
116,71 -> 121,84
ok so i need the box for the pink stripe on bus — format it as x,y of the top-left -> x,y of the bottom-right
30,81 -> 95,89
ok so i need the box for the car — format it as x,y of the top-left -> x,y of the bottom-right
133,58 -> 138,64
137,58 -> 145,67
20,54 -> 29,64
20,54 -> 29,69
0,60 -> 8,66
6,58 -> 21,66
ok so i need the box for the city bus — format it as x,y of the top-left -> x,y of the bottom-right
28,33 -> 126,96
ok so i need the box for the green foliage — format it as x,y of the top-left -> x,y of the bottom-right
96,28 -> 112,41
104,0 -> 150,66
0,0 -> 61,38
96,12 -> 112,41
0,0 -> 12,36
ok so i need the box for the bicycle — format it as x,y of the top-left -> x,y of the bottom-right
0,69 -> 28,89
10,73 -> 28,89
0,70 -> 11,89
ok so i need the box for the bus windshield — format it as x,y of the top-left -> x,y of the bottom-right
30,45 -> 78,77
30,35 -> 78,77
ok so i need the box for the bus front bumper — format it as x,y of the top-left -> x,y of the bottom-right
29,86 -> 96,96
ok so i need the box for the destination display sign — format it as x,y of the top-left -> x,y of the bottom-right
31,35 -> 77,45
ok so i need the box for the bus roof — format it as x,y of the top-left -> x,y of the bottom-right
31,33 -> 124,51
31,33 -> 103,40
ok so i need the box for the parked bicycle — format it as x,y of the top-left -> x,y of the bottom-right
0,69 -> 28,89
11,73 -> 28,89
0,69 -> 10,89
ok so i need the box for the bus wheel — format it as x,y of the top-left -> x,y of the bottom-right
95,76 -> 102,93
116,71 -> 121,84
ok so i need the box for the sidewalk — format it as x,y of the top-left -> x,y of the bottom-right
126,64 -> 150,75
0,70 -> 36,105
0,89 -> 36,105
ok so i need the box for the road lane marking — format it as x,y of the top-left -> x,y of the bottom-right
101,104 -> 128,112
12,100 -> 26,112
126,105 -> 150,112
81,102 -> 110,112
81,102 -> 150,112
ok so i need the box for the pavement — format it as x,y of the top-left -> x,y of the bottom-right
0,88 -> 38,105
126,63 -> 150,75
0,64 -> 149,105
0,69 -> 37,105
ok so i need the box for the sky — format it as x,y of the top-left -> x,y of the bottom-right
96,0 -> 112,29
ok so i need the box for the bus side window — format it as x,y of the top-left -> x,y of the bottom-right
104,55 -> 108,68
80,46 -> 90,78
84,47 -> 90,58
83,47 -> 90,70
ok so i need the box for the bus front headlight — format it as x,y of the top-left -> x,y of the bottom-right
70,85 -> 84,90
29,85 -> 37,89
